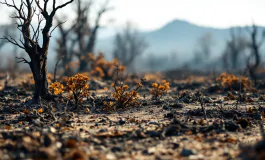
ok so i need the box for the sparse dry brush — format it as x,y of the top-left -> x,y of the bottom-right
67,73 -> 90,107
104,65 -> 143,111
89,53 -> 126,80
49,73 -> 90,108
150,80 -> 170,99
49,82 -> 64,95
144,72 -> 164,82
216,73 -> 252,91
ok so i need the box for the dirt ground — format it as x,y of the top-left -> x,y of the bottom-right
0,73 -> 265,160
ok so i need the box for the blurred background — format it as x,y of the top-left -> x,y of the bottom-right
0,0 -> 265,75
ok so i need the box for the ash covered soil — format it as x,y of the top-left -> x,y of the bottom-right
0,74 -> 265,160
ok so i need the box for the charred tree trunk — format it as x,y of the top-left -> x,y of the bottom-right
29,55 -> 49,99
55,18 -> 76,77
246,24 -> 264,86
0,0 -> 74,103
226,28 -> 246,71
75,0 -> 111,73
79,60 -> 88,72
248,45 -> 260,85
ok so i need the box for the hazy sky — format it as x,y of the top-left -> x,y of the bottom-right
107,0 -> 265,30
0,0 -> 265,31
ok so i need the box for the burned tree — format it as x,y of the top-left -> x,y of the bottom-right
0,21 -> 16,51
195,33 -> 214,58
55,17 -> 76,76
245,24 -> 265,85
113,22 -> 148,71
225,28 -> 247,70
55,0 -> 112,73
0,0 -> 74,102
0,26 -> 10,50
76,0 -> 112,72
192,33 -> 214,67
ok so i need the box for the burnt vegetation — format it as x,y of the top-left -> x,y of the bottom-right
0,1 -> 264,160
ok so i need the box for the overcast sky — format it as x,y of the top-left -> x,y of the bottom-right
0,0 -> 265,31
108,0 -> 265,30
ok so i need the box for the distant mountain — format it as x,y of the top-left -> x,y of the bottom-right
97,19 -> 265,71
1,19 -> 264,72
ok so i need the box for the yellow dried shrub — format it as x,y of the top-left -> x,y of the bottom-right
67,73 -> 90,106
89,53 -> 126,80
104,65 -> 143,111
216,73 -> 252,91
49,82 -> 64,95
150,80 -> 170,99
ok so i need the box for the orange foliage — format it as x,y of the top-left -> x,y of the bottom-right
88,53 -> 126,79
144,72 -> 164,82
216,73 -> 252,91
104,65 -> 143,111
150,80 -> 170,99
49,82 -> 64,95
67,73 -> 90,106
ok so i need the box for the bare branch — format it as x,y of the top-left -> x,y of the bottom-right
258,30 -> 265,47
16,57 -> 30,64
52,0 -> 56,10
53,57 -> 62,82
0,36 -> 25,49
34,0 -> 44,13
54,0 -> 74,11
44,0 -> 48,12
32,12 -> 44,41
50,20 -> 66,37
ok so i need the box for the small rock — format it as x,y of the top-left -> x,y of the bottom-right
170,103 -> 183,108
2,106 -> 12,113
253,114 -> 262,120
201,96 -> 213,103
49,127 -> 56,133
43,134 -> 55,147
225,121 -> 241,132
163,125 -> 180,136
163,105 -> 169,110
142,100 -> 148,106
119,119 -> 126,125
111,146 -> 122,152
236,118 -> 250,129
181,137 -> 189,141
106,153 -> 116,160
98,128 -> 108,133
56,142 -> 62,148
0,115 -> 5,120
233,115 -> 238,121
171,143 -> 180,149
145,131 -> 161,137
164,112 -> 174,119
149,120 -> 159,125
181,148 -> 196,157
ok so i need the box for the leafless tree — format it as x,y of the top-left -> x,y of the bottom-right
113,22 -> 148,71
226,28 -> 247,70
195,32 -> 214,58
0,0 -> 74,102
55,0 -> 112,73
0,20 -> 16,50
221,46 -> 230,71
55,16 -> 76,76
0,26 -> 9,50
245,23 -> 265,85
